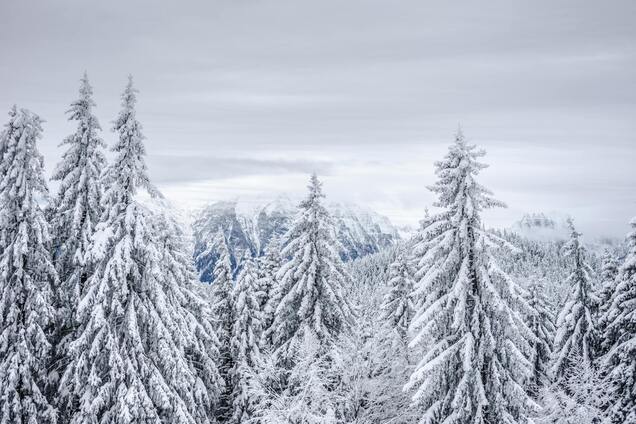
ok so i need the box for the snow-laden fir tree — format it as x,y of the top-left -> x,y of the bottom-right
597,249 -> 620,358
270,174 -> 353,365
525,275 -> 556,396
380,251 -> 414,348
210,230 -> 235,422
257,238 -> 283,349
230,255 -> 262,424
598,249 -> 620,313
0,108 -> 58,423
601,217 -> 636,423
49,74 -> 107,392
406,129 -> 534,423
0,105 -> 17,177
59,76 -> 221,423
0,105 -> 18,250
551,219 -> 598,378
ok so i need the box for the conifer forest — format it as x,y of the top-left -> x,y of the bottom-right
1,1 -> 635,423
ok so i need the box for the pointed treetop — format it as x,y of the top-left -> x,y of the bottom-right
455,123 -> 465,144
107,75 -> 159,203
304,172 -> 325,205
121,74 -> 138,110
566,217 -> 582,239
66,71 -> 101,122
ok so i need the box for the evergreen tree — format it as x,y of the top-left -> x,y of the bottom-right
598,249 -> 620,314
257,238 -> 282,349
0,108 -> 58,423
0,105 -> 17,177
380,251 -> 414,348
210,231 -> 235,423
49,73 -> 107,396
601,217 -> 636,423
230,255 -> 262,424
0,105 -> 18,250
270,174 -> 353,365
597,249 -> 620,358
406,129 -> 534,423
526,276 -> 556,395
60,76 -> 221,423
552,219 -> 598,378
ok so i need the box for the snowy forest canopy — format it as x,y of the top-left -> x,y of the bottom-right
0,74 -> 635,424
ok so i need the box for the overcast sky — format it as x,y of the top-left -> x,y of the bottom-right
1,0 -> 634,237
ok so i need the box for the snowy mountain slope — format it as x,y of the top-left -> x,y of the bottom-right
192,196 -> 400,282
510,212 -> 571,242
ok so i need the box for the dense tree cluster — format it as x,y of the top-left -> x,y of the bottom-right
0,77 -> 634,423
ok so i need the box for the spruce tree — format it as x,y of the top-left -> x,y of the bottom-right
257,238 -> 282,349
230,255 -> 262,424
602,217 -> 636,423
270,174 -> 353,365
0,105 -> 17,177
380,251 -> 414,348
526,276 -> 556,395
552,219 -> 598,378
210,231 -> 235,422
60,76 -> 221,423
597,249 -> 620,358
49,74 -> 107,395
0,108 -> 57,423
598,249 -> 620,314
406,129 -> 534,423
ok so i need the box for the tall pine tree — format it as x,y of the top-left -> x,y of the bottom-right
257,238 -> 282,350
49,74 -> 107,396
525,275 -> 556,395
552,219 -> 598,378
230,255 -> 262,424
597,249 -> 620,358
406,129 -> 534,423
59,76 -> 221,423
0,105 -> 17,177
270,174 -> 353,365
210,231 -> 235,423
602,217 -> 636,423
0,108 -> 58,423
380,251 -> 414,348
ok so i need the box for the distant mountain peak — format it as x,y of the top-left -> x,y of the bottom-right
192,196 -> 400,282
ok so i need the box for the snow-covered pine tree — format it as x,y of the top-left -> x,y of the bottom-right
406,129 -> 534,423
230,255 -> 262,424
257,238 -> 282,349
596,249 -> 619,355
601,217 -> 636,423
598,249 -> 620,314
270,174 -> 353,365
0,108 -> 58,423
49,73 -> 107,396
0,105 -> 17,177
551,219 -> 598,378
0,105 -> 18,250
59,76 -> 221,423
210,230 -> 235,423
380,251 -> 414,348
526,275 -> 556,396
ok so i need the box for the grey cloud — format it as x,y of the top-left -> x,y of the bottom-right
147,155 -> 333,183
